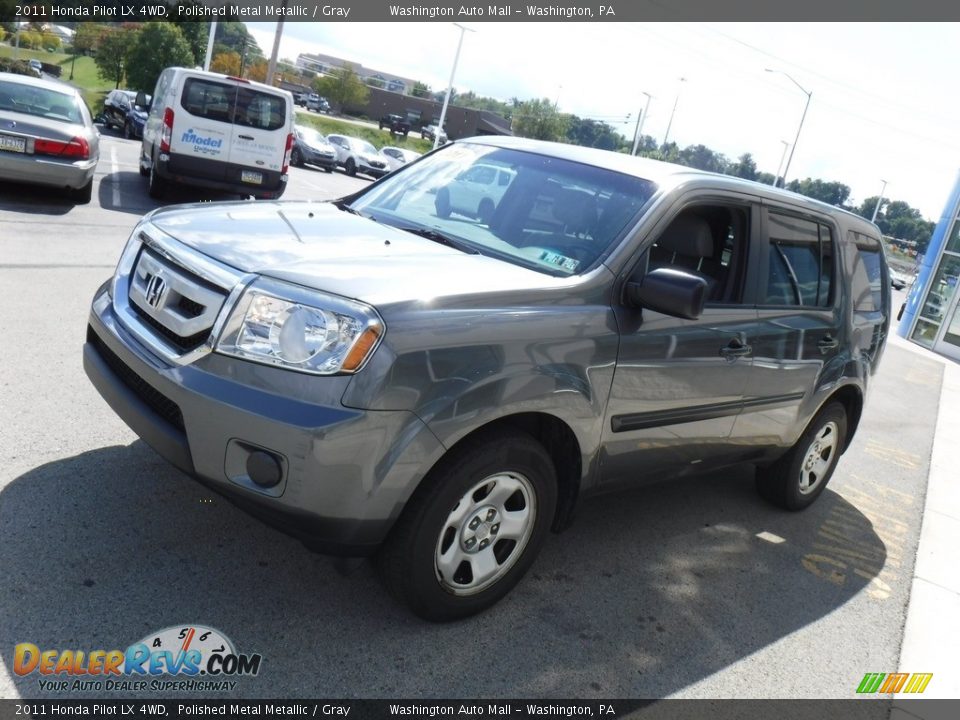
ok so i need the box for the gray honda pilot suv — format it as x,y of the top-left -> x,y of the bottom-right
84,137 -> 890,620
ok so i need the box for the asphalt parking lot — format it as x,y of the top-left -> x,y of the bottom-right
0,132 -> 942,699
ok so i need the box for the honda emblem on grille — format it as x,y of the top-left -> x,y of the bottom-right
145,274 -> 167,309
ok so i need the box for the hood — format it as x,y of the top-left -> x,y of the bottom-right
146,201 -> 564,307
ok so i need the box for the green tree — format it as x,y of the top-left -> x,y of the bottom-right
95,27 -> 138,89
0,26 -> 6,44
565,115 -> 624,151
125,23 -> 194,93
412,81 -> 432,98
73,23 -> 105,55
512,98 -> 567,141
728,153 -> 758,181
314,65 -> 370,113
786,178 -> 851,206
214,21 -> 263,62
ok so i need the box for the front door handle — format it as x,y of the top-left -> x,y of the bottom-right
238,134 -> 254,140
720,339 -> 752,360
818,335 -> 840,352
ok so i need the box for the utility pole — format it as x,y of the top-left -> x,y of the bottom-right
266,2 -> 287,86
871,180 -> 889,223
661,77 -> 686,147
204,20 -> 217,72
631,91 -> 652,156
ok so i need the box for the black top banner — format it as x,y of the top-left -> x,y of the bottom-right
2,0 -> 960,22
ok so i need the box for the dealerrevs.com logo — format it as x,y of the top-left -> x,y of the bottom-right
14,625 -> 262,693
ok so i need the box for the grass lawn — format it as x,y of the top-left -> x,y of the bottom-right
0,43 -> 113,113
295,111 -> 434,153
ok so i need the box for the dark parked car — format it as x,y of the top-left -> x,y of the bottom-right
102,89 -> 151,138
291,125 -> 336,172
84,137 -> 890,621
379,113 -> 411,137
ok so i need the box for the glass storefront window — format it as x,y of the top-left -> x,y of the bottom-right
946,217 -> 960,255
918,252 -> 960,323
912,318 -> 940,348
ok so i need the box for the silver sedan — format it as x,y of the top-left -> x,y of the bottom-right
0,71 -> 100,203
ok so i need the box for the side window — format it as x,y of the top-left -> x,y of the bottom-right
762,212 -> 833,307
644,204 -> 751,304
850,231 -> 884,312
150,71 -> 172,120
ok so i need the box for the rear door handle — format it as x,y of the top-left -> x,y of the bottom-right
720,339 -> 752,360
818,335 -> 840,351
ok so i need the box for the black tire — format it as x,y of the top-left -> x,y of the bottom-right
323,166 -> 333,173
478,198 -> 495,225
345,158 -> 357,176
291,147 -> 302,167
756,401 -> 847,511
71,179 -> 93,204
148,157 -> 167,200
378,430 -> 557,621
435,187 -> 451,218
139,152 -> 149,177
124,121 -> 132,140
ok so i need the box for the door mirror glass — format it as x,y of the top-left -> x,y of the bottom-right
626,267 -> 708,320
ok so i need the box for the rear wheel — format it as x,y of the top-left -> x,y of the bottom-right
70,179 -> 93,204
123,122 -> 132,140
379,430 -> 557,621
345,158 -> 357,176
291,147 -> 302,167
756,401 -> 847,510
148,157 -> 167,200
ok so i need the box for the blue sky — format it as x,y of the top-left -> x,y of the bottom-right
247,22 -> 960,221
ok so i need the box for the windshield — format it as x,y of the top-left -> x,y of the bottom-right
352,139 -> 377,155
0,80 -> 84,124
298,127 -> 327,145
348,142 -> 657,276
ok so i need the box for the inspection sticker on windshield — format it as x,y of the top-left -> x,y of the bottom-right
0,134 -> 26,153
539,250 -> 580,272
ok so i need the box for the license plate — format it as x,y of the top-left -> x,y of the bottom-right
0,134 -> 26,153
241,170 -> 263,185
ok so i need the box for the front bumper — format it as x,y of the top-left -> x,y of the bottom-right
84,281 -> 443,556
303,148 -> 337,169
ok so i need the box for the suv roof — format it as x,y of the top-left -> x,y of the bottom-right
464,135 -> 880,234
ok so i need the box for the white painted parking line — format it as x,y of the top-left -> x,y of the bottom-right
110,146 -> 120,207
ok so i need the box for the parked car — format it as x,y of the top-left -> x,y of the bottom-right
28,59 -> 43,78
83,136 -> 890,621
103,89 -> 152,139
890,269 -> 911,290
379,113 -> 411,137
435,162 -> 516,224
305,94 -> 329,113
420,124 -> 447,144
0,71 -> 99,203
291,124 -> 336,172
325,133 -> 388,178
380,146 -> 421,172
138,67 -> 293,200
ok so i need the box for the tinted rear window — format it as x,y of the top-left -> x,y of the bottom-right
181,78 -> 286,131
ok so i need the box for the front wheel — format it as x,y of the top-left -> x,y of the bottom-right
756,401 -> 847,510
345,158 -> 357,176
378,431 -> 557,621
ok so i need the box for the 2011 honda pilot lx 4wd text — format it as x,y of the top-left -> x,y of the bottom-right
84,137 -> 890,620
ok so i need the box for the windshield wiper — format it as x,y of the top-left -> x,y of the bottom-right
392,224 -> 479,255
332,199 -> 361,215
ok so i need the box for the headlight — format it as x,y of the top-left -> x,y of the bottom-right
215,279 -> 383,375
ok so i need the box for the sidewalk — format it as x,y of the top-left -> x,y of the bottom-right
887,332 -> 960,707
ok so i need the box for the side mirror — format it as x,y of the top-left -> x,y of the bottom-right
135,92 -> 151,112
625,267 -> 708,320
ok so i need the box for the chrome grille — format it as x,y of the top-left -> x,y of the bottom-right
112,227 -> 249,365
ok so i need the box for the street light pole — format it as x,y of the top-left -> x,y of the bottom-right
203,20 -> 218,72
435,23 -> 474,150
772,139 -> 789,186
871,179 -> 889,223
631,91 -> 652,156
766,68 -> 812,188
662,77 -> 686,147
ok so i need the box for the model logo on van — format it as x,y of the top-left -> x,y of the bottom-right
181,129 -> 223,155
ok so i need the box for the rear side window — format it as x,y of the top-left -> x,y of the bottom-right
181,78 -> 286,131
762,212 -> 834,307
850,231 -> 884,312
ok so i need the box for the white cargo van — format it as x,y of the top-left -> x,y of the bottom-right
137,68 -> 293,200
